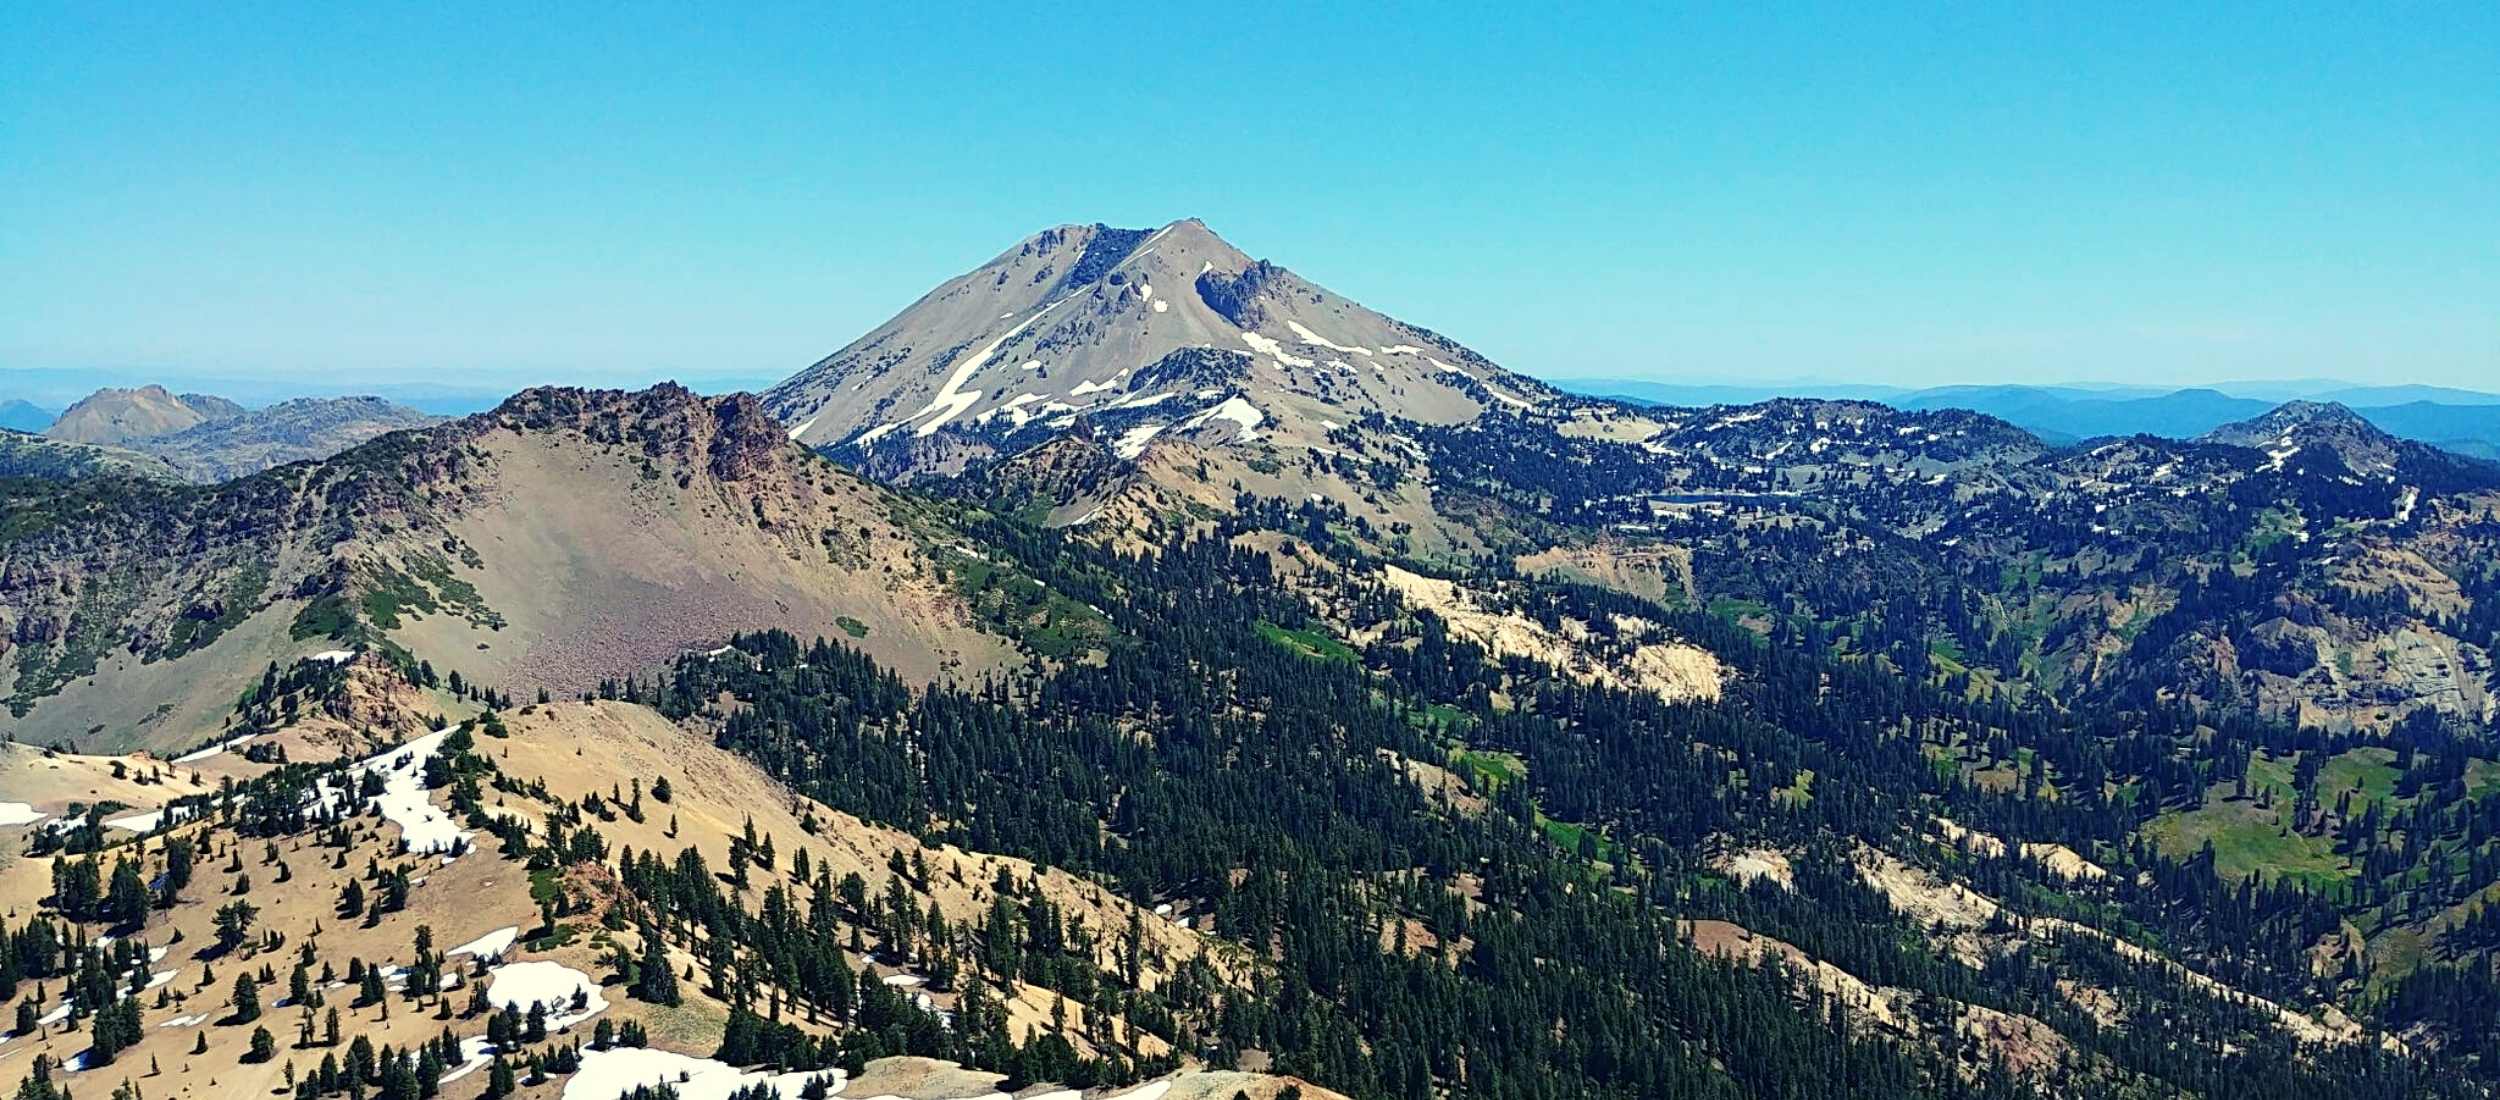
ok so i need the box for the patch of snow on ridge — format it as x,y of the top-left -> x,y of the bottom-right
448,926 -> 521,960
560,1047 -> 842,1100
342,727 -> 469,856
0,802 -> 45,828
176,734 -> 256,763
107,805 -> 197,833
1288,320 -> 1373,356
784,414 -> 818,440
1114,424 -> 1165,460
1180,396 -> 1266,442
1071,370 -> 1129,397
1241,331 -> 1315,368
913,299 -> 1067,437
486,960 -> 606,1030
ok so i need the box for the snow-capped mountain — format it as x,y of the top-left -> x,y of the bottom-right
765,219 -> 1555,477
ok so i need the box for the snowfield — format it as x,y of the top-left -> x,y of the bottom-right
1240,331 -> 1315,368
485,960 -> 608,1029
106,805 -> 199,833
174,733 -> 257,764
0,802 -> 42,828
913,300 -> 1066,437
561,1048 -> 842,1100
1287,320 -> 1371,356
1114,424 -> 1165,460
448,925 -> 521,960
344,727 -> 470,856
1180,396 -> 1265,442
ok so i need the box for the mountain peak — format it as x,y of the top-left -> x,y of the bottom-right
763,220 -> 1551,479
43,384 -> 244,447
488,383 -> 794,482
2205,399 -> 2382,441
2203,399 -> 2411,477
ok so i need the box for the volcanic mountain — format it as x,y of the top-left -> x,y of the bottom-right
39,386 -> 442,482
42,385 -> 243,446
766,219 -> 1555,480
0,385 -> 1063,751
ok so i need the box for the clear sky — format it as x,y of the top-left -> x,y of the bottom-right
3,4 -> 2494,402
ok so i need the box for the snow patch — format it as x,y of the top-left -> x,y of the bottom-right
175,734 -> 256,764
344,728 -> 470,856
0,802 -> 43,828
1240,332 -> 1315,369
486,960 -> 607,1031
1287,320 -> 1372,356
107,805 -> 196,833
448,926 -> 521,960
561,1048 -> 843,1100
1071,370 -> 1129,397
912,300 -> 1067,437
1114,424 -> 1166,460
1179,396 -> 1266,442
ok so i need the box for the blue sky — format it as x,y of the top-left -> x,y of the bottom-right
3,4 -> 2494,403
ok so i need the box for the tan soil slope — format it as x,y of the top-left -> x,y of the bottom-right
2,385 -> 1021,753
1377,565 -> 1722,703
491,701 -> 1240,989
386,422 -> 1013,694
41,386 -> 229,447
2,703 -> 1311,1100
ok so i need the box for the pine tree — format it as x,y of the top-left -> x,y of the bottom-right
632,928 -> 679,1006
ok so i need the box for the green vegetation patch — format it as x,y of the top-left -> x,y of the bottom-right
948,552 -> 1114,661
163,562 -> 271,660
292,594 -> 361,641
1450,747 -> 1527,792
1409,701 -> 1476,733
2143,799 -> 2352,894
1256,620 -> 1357,664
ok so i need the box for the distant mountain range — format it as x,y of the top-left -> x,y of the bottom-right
6,385 -> 440,482
0,399 -> 54,433
1559,378 -> 2500,460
